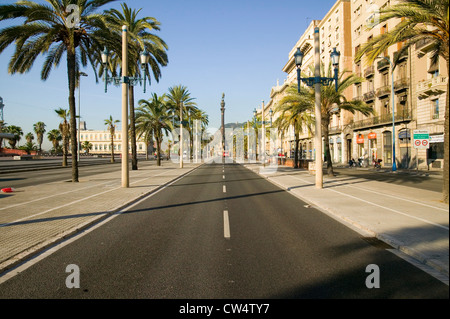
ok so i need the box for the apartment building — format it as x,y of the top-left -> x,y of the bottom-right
351,0 -> 447,170
265,0 -> 447,170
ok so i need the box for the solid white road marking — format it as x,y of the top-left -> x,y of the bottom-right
223,210 -> 230,239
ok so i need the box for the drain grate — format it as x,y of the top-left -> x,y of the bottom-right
361,237 -> 394,249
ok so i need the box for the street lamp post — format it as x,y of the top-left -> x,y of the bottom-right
253,105 -> 273,167
77,71 -> 88,162
377,56 -> 397,172
101,25 -> 150,188
294,27 -> 340,189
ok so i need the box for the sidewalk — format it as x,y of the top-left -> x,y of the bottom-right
0,161 -> 201,273
245,163 -> 449,284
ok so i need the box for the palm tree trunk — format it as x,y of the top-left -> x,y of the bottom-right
67,45 -> 78,182
156,137 -> 161,166
323,117 -> 334,176
443,58 -> 449,204
62,135 -> 68,167
110,135 -> 115,163
129,86 -> 138,170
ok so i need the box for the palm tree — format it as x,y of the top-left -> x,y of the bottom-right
312,65 -> 374,176
166,85 -> 197,161
55,108 -> 70,167
25,132 -> 34,144
0,0 -> 118,182
104,115 -> 120,163
274,85 -> 314,168
33,122 -> 46,153
136,93 -> 172,166
102,3 -> 169,171
355,0 -> 449,203
81,141 -> 93,155
47,129 -> 62,154
5,125 -> 23,149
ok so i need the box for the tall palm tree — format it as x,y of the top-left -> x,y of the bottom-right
312,65 -> 374,176
47,129 -> 62,154
5,125 -> 23,149
166,85 -> 197,160
55,108 -> 70,167
0,0 -> 118,182
104,115 -> 119,163
274,85 -> 314,168
136,93 -> 172,166
355,0 -> 449,203
33,121 -> 46,153
102,3 -> 168,171
25,132 -> 34,144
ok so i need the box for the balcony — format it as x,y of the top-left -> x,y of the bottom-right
363,91 -> 375,102
377,58 -> 390,71
415,38 -> 434,53
351,109 -> 412,130
376,85 -> 391,98
417,75 -> 448,99
394,78 -> 409,92
364,66 -> 375,78
393,51 -> 408,63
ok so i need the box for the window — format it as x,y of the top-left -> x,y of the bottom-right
381,72 -> 389,87
432,99 -> 439,119
383,131 -> 392,164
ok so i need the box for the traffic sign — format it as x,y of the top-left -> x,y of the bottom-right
413,130 -> 429,149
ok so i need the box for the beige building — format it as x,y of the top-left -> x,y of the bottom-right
79,126 -> 149,155
263,0 -> 447,170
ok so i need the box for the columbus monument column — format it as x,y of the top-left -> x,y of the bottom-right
221,93 -> 225,158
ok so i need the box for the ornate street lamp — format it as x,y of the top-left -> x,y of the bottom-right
294,27 -> 340,189
101,25 -> 150,188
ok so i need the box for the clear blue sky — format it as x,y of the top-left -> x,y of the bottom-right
0,0 -> 337,150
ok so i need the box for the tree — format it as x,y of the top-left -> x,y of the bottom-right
273,84 -> 314,168
81,141 -> 93,155
55,108 -> 70,167
355,0 -> 449,203
104,115 -> 119,163
25,132 -> 34,144
5,125 -> 23,149
136,93 -> 172,166
102,3 -> 168,170
166,85 -> 198,161
0,0 -> 117,182
33,121 -> 46,153
47,129 -> 62,154
310,64 -> 374,176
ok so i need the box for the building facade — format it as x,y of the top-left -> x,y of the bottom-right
264,0 -> 447,170
79,126 -> 149,155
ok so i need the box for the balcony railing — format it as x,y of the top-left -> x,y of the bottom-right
363,91 -> 375,102
350,109 -> 412,130
364,66 -> 375,78
377,58 -> 390,71
417,75 -> 448,98
394,78 -> 409,92
376,85 -> 391,98
393,51 -> 408,62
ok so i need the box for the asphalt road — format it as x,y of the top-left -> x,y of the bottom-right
0,163 -> 447,300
